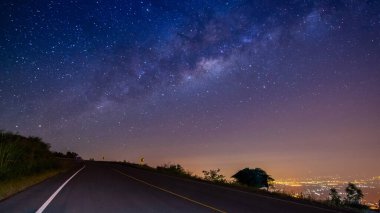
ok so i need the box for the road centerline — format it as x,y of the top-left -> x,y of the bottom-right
113,169 -> 226,213
36,165 -> 86,213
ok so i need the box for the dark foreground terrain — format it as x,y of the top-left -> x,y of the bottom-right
0,162 -> 345,213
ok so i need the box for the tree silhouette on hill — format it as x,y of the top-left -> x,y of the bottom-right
53,151 -> 80,159
232,168 -> 274,190
329,188 -> 341,205
345,182 -> 363,205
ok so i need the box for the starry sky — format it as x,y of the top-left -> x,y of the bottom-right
1,0 -> 379,179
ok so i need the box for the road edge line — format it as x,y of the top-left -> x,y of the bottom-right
113,169 -> 226,213
35,165 -> 86,213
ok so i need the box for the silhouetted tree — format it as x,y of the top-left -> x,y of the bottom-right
202,168 -> 226,183
329,188 -> 341,206
53,151 -> 80,159
232,168 -> 274,189
53,152 -> 66,158
65,151 -> 78,159
345,182 -> 363,205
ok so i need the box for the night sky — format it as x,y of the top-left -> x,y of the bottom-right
1,0 -> 379,179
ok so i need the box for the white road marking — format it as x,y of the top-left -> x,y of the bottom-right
36,166 -> 86,213
113,169 -> 226,213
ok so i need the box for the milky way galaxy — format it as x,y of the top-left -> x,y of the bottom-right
1,0 -> 380,179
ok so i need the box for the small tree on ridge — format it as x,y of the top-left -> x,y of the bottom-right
345,182 -> 363,205
202,168 -> 226,183
329,188 -> 341,206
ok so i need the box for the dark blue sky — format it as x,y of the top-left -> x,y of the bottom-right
1,0 -> 379,178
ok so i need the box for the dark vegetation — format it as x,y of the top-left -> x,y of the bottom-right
329,188 -> 341,206
156,163 -> 192,177
0,131 -> 56,180
0,130 -> 78,181
326,183 -> 369,210
232,167 -> 274,190
202,168 -> 226,183
53,151 -> 80,159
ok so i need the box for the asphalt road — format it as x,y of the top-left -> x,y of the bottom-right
0,162 -> 345,213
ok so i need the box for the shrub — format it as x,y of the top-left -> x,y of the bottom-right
156,163 -> 189,176
202,168 -> 226,183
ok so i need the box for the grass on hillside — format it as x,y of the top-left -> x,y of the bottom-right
0,168 -> 67,200
0,131 -> 80,200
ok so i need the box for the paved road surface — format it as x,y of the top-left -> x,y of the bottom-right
0,162 -> 345,213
